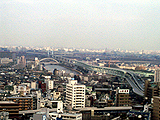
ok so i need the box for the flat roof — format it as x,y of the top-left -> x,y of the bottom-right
80,107 -> 132,111
7,97 -> 32,99
153,96 -> 160,99
95,88 -> 112,91
50,112 -> 82,116
19,108 -> 57,114
0,101 -> 15,104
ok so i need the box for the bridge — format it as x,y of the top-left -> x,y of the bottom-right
39,58 -> 59,64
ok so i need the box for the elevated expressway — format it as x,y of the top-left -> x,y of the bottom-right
53,55 -> 144,96
74,60 -> 144,96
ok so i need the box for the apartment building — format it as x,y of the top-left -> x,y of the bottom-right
45,79 -> 54,90
153,96 -> 160,120
66,80 -> 85,109
7,97 -> 33,111
0,101 -> 19,119
144,80 -> 160,103
154,69 -> 160,82
116,88 -> 130,107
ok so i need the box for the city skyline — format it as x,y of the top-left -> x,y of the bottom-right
1,0 -> 160,50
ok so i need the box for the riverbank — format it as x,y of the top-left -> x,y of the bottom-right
44,64 -> 82,75
58,64 -> 83,75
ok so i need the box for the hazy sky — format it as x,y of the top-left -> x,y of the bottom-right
1,0 -> 160,50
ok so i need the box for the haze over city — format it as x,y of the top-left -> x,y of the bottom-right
1,1 -> 160,119
1,0 -> 160,50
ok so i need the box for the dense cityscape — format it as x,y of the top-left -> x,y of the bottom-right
0,46 -> 160,120
1,0 -> 160,119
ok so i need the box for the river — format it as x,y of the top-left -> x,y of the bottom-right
44,64 -> 79,75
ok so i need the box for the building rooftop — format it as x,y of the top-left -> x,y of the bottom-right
7,97 -> 32,99
151,84 -> 157,88
50,112 -> 82,116
0,101 -> 15,104
80,107 -> 132,111
19,108 -> 57,114
153,96 -> 160,99
95,88 -> 112,91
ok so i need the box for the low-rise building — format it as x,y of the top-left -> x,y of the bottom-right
49,112 -> 82,120
53,91 -> 61,100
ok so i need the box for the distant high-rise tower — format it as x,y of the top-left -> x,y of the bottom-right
14,56 -> 26,69
35,57 -> 39,66
19,56 -> 26,68
48,50 -> 50,57
154,69 -> 160,82
20,56 -> 26,65
51,50 -> 54,57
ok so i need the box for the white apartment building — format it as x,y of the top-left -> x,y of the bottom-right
44,76 -> 54,90
45,80 -> 54,90
31,81 -> 37,89
154,69 -> 160,82
66,80 -> 85,109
